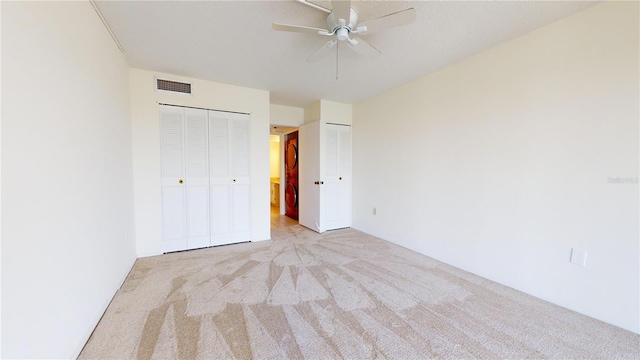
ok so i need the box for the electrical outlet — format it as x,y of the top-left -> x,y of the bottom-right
372,207 -> 377,215
570,248 -> 587,267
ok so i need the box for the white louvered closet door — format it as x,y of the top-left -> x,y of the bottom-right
324,124 -> 351,231
209,110 -> 251,246
160,105 -> 187,252
160,105 -> 210,252
184,108 -> 210,250
230,115 -> 250,242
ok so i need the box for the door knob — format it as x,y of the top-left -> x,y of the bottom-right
179,179 -> 184,184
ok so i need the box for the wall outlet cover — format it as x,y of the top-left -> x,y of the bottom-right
570,248 -> 587,267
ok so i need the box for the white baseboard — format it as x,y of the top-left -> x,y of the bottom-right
137,251 -> 164,258
70,256 -> 137,359
252,236 -> 271,242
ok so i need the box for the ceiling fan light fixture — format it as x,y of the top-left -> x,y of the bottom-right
353,25 -> 367,34
336,28 -> 349,41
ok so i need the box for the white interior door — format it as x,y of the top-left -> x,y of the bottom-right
299,120 -> 323,232
324,124 -> 351,230
184,108 -> 210,250
160,106 -> 187,252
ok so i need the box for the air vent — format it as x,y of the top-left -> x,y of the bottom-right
156,78 -> 192,94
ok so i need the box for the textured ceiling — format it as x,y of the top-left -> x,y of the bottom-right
95,0 -> 598,107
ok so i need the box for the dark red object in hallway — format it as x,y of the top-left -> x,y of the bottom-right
285,131 -> 298,220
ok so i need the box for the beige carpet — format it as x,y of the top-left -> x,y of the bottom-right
80,220 -> 639,359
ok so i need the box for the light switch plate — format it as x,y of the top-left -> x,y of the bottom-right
570,248 -> 587,267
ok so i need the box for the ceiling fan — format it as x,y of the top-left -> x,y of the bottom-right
273,0 -> 416,63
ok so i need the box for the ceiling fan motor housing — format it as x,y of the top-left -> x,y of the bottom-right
327,8 -> 358,34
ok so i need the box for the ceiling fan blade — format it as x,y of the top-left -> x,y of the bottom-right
296,0 -> 331,14
306,40 -> 336,62
272,23 -> 327,35
348,38 -> 381,57
331,0 -> 352,23
359,8 -> 416,35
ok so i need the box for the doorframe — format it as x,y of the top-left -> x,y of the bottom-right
269,124 -> 299,216
279,133 -> 285,215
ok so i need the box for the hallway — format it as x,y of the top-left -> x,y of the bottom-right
270,205 -> 298,230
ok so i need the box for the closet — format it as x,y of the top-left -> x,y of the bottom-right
159,105 -> 250,253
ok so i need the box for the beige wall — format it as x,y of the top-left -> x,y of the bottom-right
130,68 -> 271,257
321,100 -> 352,125
304,100 -> 352,125
304,101 -> 321,124
270,104 -> 304,126
1,2 -> 137,357
270,136 -> 280,178
352,1 -> 639,333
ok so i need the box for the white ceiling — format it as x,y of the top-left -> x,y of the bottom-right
95,0 -> 598,108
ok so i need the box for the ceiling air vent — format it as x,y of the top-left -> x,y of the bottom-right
156,78 -> 192,95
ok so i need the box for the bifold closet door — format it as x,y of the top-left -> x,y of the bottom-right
160,105 -> 210,253
160,106 -> 186,252
209,110 -> 251,246
183,108 -> 210,249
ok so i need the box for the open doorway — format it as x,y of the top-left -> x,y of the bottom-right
270,125 -> 299,229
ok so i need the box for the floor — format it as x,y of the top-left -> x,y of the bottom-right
270,205 -> 298,229
79,205 -> 640,359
